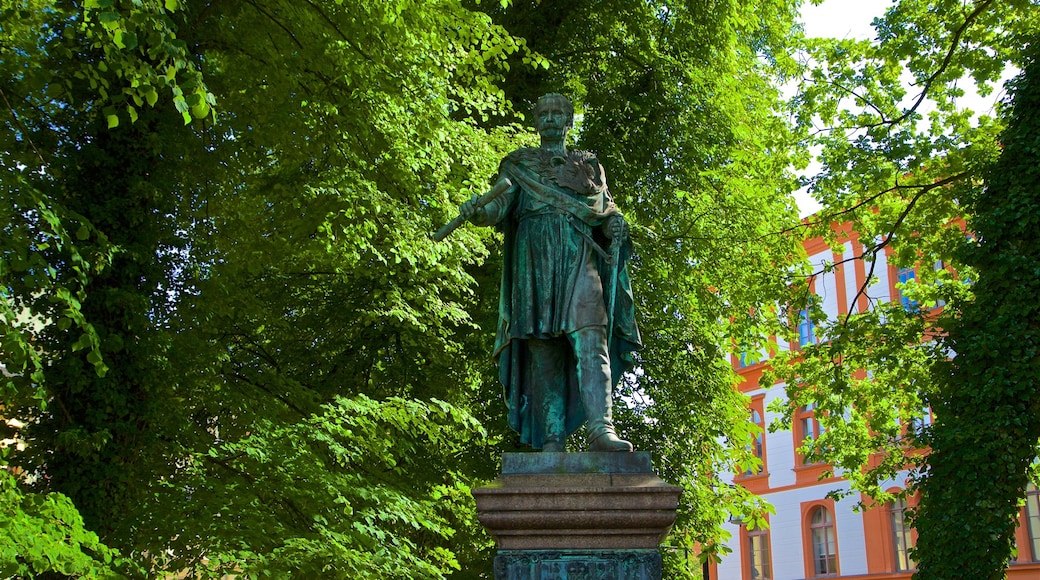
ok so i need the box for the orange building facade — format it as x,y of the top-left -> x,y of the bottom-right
711,225 -> 1040,580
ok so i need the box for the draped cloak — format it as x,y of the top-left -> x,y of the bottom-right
476,147 -> 642,448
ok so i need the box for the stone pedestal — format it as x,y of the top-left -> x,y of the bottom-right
473,452 -> 681,580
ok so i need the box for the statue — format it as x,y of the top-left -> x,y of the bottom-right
458,93 -> 641,452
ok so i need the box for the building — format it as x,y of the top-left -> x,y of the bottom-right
710,224 -> 1040,580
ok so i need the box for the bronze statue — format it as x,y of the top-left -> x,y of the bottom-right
458,93 -> 641,452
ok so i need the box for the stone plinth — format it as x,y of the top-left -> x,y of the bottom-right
473,452 -> 681,580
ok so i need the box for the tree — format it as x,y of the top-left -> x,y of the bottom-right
911,45 -> 1040,580
4,0 -> 814,577
89,1 -> 528,576
160,0 -> 811,573
766,1 -> 1040,577
0,471 -> 125,579
3,0 -> 523,576
2,1 -> 210,575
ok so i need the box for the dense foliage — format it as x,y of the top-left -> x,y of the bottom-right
2,0 -> 522,576
911,47 -> 1040,579
480,1 -> 808,570
5,0 -> 1033,577
2,0 -> 806,577
771,0 -> 1036,493
765,1 -> 1040,578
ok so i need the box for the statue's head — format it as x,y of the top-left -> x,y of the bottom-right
533,93 -> 573,141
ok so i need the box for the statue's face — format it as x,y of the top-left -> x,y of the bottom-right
535,97 -> 570,141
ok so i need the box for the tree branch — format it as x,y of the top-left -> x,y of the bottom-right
856,0 -> 996,131
0,87 -> 48,167
840,183 -> 929,326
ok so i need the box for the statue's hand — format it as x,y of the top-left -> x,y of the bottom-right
605,215 -> 627,244
460,193 -> 487,223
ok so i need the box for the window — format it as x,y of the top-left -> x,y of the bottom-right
798,309 -> 815,346
796,403 -> 823,465
809,507 -> 838,576
933,260 -> 948,307
1026,484 -> 1040,561
746,409 -> 765,475
747,526 -> 772,579
889,497 -> 915,571
739,344 -> 765,368
908,407 -> 933,437
897,268 -> 917,310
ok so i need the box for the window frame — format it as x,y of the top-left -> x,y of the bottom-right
742,523 -> 773,580
802,502 -> 840,578
750,408 -> 764,472
795,403 -> 823,466
907,406 -> 933,438
737,396 -> 770,491
897,266 -> 918,310
797,308 -> 816,347
1026,483 -> 1040,562
888,496 -> 915,571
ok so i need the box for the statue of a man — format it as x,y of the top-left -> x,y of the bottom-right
461,93 -> 641,452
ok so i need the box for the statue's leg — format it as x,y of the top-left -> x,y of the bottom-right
570,325 -> 633,452
527,337 -> 567,452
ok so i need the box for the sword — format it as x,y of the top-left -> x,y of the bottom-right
433,178 -> 513,242
606,234 -> 622,346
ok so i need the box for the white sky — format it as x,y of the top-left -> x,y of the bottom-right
800,0 -> 886,41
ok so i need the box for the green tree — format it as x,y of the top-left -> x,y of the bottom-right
4,0 -> 813,577
98,1 -> 526,576
912,47 -> 1040,580
144,1 -> 810,574
3,0 -> 521,575
766,0 -> 1040,577
0,471 -> 125,578
2,1 -> 209,575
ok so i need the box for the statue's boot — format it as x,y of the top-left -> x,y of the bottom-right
585,410 -> 633,452
571,326 -> 633,453
541,393 -> 567,452
589,432 -> 632,452
531,337 -> 568,453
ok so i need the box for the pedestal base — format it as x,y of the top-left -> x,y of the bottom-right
473,452 -> 680,580
494,549 -> 662,580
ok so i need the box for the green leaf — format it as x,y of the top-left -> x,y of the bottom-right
114,30 -> 138,51
71,333 -> 92,352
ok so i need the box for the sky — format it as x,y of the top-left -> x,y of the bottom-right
800,0 -> 886,40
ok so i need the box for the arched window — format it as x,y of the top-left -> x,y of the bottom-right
747,526 -> 771,579
809,506 -> 838,576
1026,483 -> 1040,561
889,497 -> 915,571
